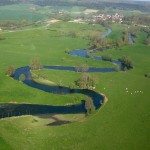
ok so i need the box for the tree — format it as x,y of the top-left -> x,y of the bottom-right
30,57 -> 42,70
6,65 -> 15,77
75,63 -> 89,72
89,35 -> 105,49
85,97 -> 95,115
119,56 -> 133,70
76,73 -> 97,89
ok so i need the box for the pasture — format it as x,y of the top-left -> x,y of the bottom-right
0,22 -> 150,150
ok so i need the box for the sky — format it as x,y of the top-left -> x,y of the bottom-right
133,0 -> 150,2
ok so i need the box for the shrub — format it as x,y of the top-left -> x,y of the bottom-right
69,83 -> 75,90
5,65 -> 15,77
19,74 -> 26,81
145,73 -> 150,78
57,80 -> 63,88
0,36 -> 6,40
101,54 -> 112,61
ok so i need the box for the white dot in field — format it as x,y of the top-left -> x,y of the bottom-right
104,88 -> 106,90
135,91 -> 136,93
126,88 -> 128,90
137,91 -> 139,93
126,91 -> 128,92
131,93 -> 132,95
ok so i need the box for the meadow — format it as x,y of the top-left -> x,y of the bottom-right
0,4 -> 86,21
0,21 -> 150,150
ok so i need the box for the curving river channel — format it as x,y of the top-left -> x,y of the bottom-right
0,29 -> 122,120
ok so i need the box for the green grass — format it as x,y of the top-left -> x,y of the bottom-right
0,137 -> 12,150
0,22 -> 150,150
46,5 -> 86,13
0,4 -> 46,21
0,4 -> 86,21
31,69 -> 80,87
107,23 -> 129,41
0,22 -> 110,105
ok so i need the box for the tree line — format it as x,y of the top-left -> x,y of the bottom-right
123,15 -> 150,26
0,20 -> 37,30
1,0 -> 150,13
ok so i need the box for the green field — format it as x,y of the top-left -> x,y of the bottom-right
0,4 -> 86,21
0,21 -> 150,150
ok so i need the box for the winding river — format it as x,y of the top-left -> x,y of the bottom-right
0,66 -> 104,119
0,29 -> 122,120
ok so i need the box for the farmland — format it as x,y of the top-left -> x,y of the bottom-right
0,2 -> 150,150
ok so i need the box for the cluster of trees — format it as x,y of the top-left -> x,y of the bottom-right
0,20 -> 35,30
119,56 -> 133,70
30,57 -> 42,70
140,27 -> 150,45
76,73 -> 97,89
116,31 -> 135,47
89,31 -> 132,50
123,15 -> 150,26
89,35 -> 114,50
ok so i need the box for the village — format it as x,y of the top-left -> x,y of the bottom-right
66,12 -> 124,24
92,13 -> 124,23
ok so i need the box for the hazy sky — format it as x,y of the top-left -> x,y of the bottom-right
133,0 -> 150,1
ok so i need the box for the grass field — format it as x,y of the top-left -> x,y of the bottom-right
0,4 -> 46,21
0,22 -> 150,150
0,4 -> 86,21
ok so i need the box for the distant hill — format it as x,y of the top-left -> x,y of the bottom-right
0,0 -> 150,12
